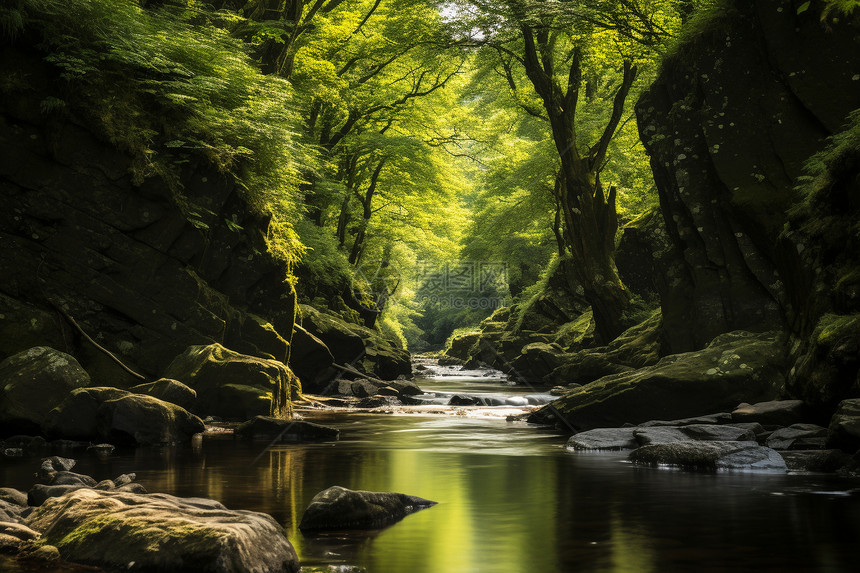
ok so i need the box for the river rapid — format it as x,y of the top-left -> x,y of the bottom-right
2,361 -> 860,572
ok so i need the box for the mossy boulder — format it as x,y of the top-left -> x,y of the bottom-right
299,305 -> 410,380
0,347 -> 90,435
97,394 -> 204,446
788,313 -> 860,406
235,416 -> 339,442
129,378 -> 196,410
532,331 -> 786,431
43,387 -> 203,445
445,331 -> 481,361
163,343 -> 299,420
26,489 -> 299,573
42,387 -> 128,440
0,295 -> 66,362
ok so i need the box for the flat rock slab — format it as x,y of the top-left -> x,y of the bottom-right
234,416 -> 339,442
629,441 -> 787,472
766,424 -> 827,450
638,413 -> 732,427
778,450 -> 852,473
731,400 -> 807,426
634,424 -> 757,445
26,489 -> 299,573
567,428 -> 638,451
299,486 -> 436,531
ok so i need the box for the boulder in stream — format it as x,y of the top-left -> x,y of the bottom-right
0,347 -> 91,434
299,486 -> 436,531
25,489 -> 300,572
629,441 -> 787,472
234,416 -> 339,442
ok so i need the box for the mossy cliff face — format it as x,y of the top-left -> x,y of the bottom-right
636,0 -> 860,355
0,46 -> 298,383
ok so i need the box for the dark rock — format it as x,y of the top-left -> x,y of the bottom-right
445,332 -> 480,361
385,380 -> 422,396
43,387 -> 128,440
0,347 -> 91,434
725,422 -> 767,436
532,331 -> 785,430
566,428 -> 638,451
163,343 -> 299,420
48,472 -> 97,488
299,486 -> 436,531
638,413 -> 732,427
86,443 -> 115,456
39,456 -> 76,477
234,415 -> 339,442
766,424 -> 828,450
731,400 -> 808,427
633,425 -> 756,446
635,0 -> 860,354
113,474 -> 136,488
438,355 -> 466,367
289,325 -> 338,393
779,450 -> 853,473
26,489 -> 300,572
448,395 -> 481,406
376,386 -> 400,397
826,398 -> 860,452
356,396 -> 398,409
129,378 -> 197,410
629,441 -> 787,472
44,387 -> 203,445
300,305 -> 411,381
98,394 -> 205,446
350,380 -> 380,398
0,489 -> 28,508
28,484 -> 88,507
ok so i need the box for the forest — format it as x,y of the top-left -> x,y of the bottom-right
1,1 -> 860,572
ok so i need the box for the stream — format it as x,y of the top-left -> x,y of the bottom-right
2,361 -> 860,572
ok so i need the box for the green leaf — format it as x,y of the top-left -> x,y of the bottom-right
797,1 -> 811,14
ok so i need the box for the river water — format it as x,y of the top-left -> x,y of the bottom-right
2,364 -> 860,572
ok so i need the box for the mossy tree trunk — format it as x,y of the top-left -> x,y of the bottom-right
519,28 -> 637,343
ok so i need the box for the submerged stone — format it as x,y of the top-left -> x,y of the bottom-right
234,416 -> 339,442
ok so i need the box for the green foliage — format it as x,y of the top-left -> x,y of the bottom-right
11,0 -> 308,268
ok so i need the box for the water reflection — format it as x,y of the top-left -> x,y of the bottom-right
2,413 -> 860,572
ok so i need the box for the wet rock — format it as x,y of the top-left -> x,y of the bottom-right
629,441 -> 787,472
0,347 -> 91,434
299,486 -> 436,531
532,331 -> 785,430
37,456 -> 76,480
163,343 -> 299,420
633,424 -> 756,446
385,380 -> 422,396
638,413 -> 733,427
350,380 -> 379,398
731,400 -> 808,427
356,396 -> 398,409
566,428 -> 638,451
449,395 -> 481,406
826,398 -> 860,452
26,489 -> 299,572
766,424 -> 828,450
779,450 -> 852,473
129,378 -> 197,411
86,443 -> 115,456
234,416 -> 339,442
